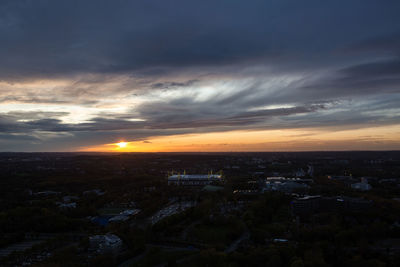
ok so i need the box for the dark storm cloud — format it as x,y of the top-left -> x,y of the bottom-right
295,58 -> 400,100
0,95 -> 70,104
1,95 -> 399,151
345,33 -> 400,56
1,94 -> 398,136
0,111 -> 68,132
1,0 -> 399,80
0,133 -> 39,141
340,59 -> 400,78
4,111 -> 68,120
0,103 -> 326,134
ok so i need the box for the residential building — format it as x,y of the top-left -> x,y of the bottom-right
168,173 -> 222,186
89,234 -> 122,254
351,177 -> 372,191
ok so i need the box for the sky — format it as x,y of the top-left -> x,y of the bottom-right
0,0 -> 400,152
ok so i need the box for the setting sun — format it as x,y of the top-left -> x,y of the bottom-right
116,142 -> 128,148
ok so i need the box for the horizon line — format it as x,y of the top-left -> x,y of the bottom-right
1,150 -> 399,154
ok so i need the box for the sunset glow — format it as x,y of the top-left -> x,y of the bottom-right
116,142 -> 128,148
80,124 -> 400,152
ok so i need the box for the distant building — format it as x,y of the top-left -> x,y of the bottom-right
328,175 -> 358,186
294,168 -> 306,177
272,238 -> 289,243
34,191 -> 61,196
291,195 -> 321,214
168,174 -> 222,186
233,189 -> 259,195
379,178 -> 399,184
351,177 -> 372,191
265,177 -> 312,183
108,215 -> 129,223
307,165 -> 314,177
83,189 -> 105,196
150,201 -> 196,224
89,234 -> 122,254
102,208 -> 140,224
120,209 -> 141,216
261,177 -> 310,193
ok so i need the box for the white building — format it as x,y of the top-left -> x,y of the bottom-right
262,177 -> 310,192
168,174 -> 222,186
150,201 -> 196,224
351,177 -> 372,191
89,234 -> 123,254
294,168 -> 306,177
120,209 -> 141,216
307,165 -> 314,177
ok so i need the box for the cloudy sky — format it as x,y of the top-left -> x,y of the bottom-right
1,0 -> 400,152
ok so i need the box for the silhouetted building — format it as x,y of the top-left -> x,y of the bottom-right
168,174 -> 222,186
291,195 -> 321,214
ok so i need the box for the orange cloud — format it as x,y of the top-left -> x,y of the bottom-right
79,125 -> 400,152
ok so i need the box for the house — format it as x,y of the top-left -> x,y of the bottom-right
120,209 -> 141,216
261,177 -> 310,193
351,177 -> 372,191
291,195 -> 321,214
89,234 -> 123,254
168,173 -> 222,186
108,215 -> 129,223
34,191 -> 61,196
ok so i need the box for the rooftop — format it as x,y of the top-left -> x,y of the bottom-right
168,174 -> 222,180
